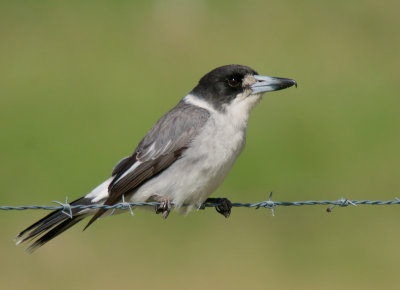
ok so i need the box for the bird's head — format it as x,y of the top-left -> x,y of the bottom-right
190,64 -> 297,112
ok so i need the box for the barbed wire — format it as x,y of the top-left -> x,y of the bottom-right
1,193 -> 399,217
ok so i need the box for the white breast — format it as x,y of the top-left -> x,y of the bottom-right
130,93 -> 262,212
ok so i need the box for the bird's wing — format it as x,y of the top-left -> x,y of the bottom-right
85,101 -> 210,228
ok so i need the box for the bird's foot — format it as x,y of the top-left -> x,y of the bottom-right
205,197 -> 232,218
155,198 -> 171,219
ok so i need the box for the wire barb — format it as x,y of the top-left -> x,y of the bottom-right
52,196 -> 73,219
326,198 -> 357,213
109,195 -> 135,216
256,192 -> 276,216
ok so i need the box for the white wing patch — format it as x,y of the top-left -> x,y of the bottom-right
85,177 -> 114,203
136,140 -> 173,161
137,143 -> 155,159
113,161 -> 143,184
151,140 -> 171,160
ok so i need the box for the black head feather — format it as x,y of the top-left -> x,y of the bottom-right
191,64 -> 258,110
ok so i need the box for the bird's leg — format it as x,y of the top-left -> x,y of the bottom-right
153,197 -> 171,219
204,198 -> 232,218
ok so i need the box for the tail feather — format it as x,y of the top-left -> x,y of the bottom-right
16,197 -> 92,251
16,210 -> 64,240
26,216 -> 86,252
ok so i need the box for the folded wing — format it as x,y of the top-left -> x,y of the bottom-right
85,101 -> 210,228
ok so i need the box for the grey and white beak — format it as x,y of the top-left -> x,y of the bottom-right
250,75 -> 297,95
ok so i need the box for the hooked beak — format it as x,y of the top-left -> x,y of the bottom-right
250,75 -> 297,95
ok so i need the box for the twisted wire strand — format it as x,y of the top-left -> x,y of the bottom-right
1,195 -> 399,217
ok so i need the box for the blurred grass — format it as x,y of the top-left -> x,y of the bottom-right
1,0 -> 400,289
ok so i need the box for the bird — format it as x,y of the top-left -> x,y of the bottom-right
16,64 -> 297,251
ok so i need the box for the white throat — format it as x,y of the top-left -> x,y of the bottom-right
184,91 -> 262,131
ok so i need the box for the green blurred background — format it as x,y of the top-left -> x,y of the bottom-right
1,1 -> 399,289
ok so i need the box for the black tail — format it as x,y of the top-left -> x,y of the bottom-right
16,197 -> 92,252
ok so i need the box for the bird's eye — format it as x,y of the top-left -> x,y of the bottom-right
228,77 -> 240,87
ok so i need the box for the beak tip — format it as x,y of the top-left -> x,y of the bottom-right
251,75 -> 298,94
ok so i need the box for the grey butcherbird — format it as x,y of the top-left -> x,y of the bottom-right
16,64 -> 296,251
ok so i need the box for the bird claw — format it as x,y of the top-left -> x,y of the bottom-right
216,198 -> 232,218
206,197 -> 232,218
155,198 -> 171,219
